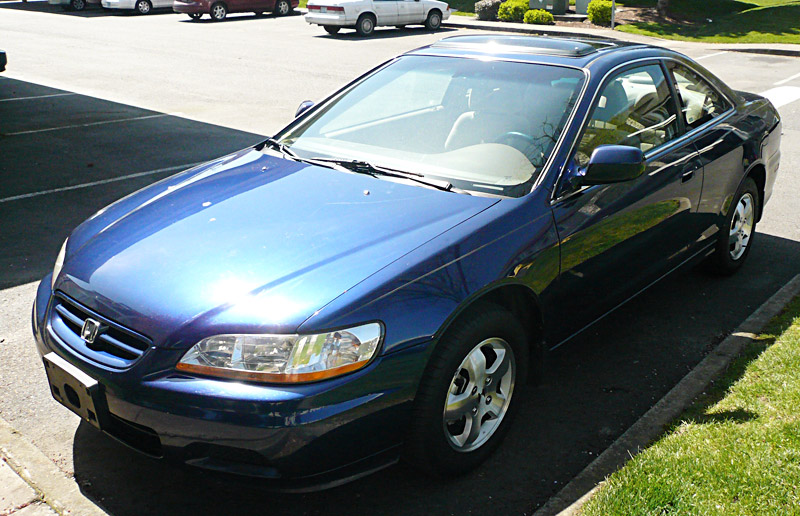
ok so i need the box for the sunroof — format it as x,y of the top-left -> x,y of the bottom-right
433,35 -> 617,57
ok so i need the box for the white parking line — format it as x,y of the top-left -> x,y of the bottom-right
760,86 -> 800,109
696,51 -> 728,61
775,71 -> 800,86
0,92 -> 77,103
0,162 -> 201,204
3,113 -> 169,136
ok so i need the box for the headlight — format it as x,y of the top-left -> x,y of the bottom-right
51,238 -> 68,289
176,322 -> 383,383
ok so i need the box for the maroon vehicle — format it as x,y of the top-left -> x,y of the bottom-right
173,0 -> 297,20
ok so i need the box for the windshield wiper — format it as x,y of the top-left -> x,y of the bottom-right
310,158 -> 469,194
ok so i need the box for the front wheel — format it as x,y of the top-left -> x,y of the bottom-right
405,302 -> 529,475
424,9 -> 442,30
135,0 -> 151,14
274,0 -> 290,16
324,25 -> 340,34
704,176 -> 759,275
355,13 -> 375,36
210,1 -> 226,20
70,0 -> 86,10
189,12 -> 202,19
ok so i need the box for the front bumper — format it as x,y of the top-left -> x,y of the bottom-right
32,277 -> 431,488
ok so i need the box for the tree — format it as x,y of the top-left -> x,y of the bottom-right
657,0 -> 668,16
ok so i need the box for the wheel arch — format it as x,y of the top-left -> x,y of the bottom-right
433,282 -> 546,384
744,161 -> 766,221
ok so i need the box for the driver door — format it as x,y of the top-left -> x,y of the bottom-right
548,62 -> 705,344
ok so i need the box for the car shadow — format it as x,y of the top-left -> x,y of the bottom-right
68,233 -> 800,515
176,10 -> 302,23
313,26 -> 458,39
0,78 -> 262,291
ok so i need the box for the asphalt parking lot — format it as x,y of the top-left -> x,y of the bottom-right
2,2 -> 800,514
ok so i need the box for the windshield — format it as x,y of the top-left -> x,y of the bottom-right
278,56 -> 586,197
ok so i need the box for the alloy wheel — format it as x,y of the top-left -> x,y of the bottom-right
729,192 -> 754,261
276,0 -> 290,15
443,338 -> 515,452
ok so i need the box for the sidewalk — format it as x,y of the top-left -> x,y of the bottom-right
0,458 -> 54,516
443,16 -> 800,56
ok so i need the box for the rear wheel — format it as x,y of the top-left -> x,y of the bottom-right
424,9 -> 442,30
704,177 -> 759,275
274,0 -> 290,16
189,12 -> 202,19
355,13 -> 375,36
70,0 -> 86,10
324,25 -> 340,34
210,1 -> 227,20
405,302 -> 528,475
135,0 -> 151,14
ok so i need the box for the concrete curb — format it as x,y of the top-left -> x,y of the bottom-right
534,273 -> 800,516
443,19 -> 800,57
0,417 -> 106,516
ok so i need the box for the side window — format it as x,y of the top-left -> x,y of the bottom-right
669,64 -> 730,129
575,64 -> 679,166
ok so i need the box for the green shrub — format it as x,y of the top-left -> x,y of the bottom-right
497,0 -> 528,22
587,0 -> 612,26
523,8 -> 554,24
475,0 -> 503,20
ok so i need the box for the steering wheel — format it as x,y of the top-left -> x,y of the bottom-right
494,131 -> 540,161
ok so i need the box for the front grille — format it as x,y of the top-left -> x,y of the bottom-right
49,294 -> 151,369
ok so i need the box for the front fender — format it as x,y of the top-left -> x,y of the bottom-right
297,190 -> 560,357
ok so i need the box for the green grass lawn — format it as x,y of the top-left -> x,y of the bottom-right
617,0 -> 800,44
582,294 -> 800,515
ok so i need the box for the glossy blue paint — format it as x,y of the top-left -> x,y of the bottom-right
32,36 -> 781,486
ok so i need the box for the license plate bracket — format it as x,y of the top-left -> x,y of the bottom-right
43,352 -> 106,430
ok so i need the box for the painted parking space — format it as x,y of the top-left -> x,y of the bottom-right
0,78 -> 262,289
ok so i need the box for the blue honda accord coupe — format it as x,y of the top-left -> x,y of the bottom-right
33,35 -> 781,488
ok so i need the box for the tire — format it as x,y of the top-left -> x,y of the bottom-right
424,9 -> 442,30
704,176 -> 759,276
273,0 -> 290,16
405,302 -> 529,475
135,0 -> 151,14
210,1 -> 226,20
355,13 -> 375,36
189,12 -> 202,19
324,25 -> 340,34
71,0 -> 86,10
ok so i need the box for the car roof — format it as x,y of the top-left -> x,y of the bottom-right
405,34 -> 679,71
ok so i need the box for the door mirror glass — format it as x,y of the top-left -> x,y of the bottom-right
578,145 -> 645,186
295,100 -> 315,118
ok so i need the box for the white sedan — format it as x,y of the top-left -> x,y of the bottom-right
305,0 -> 451,36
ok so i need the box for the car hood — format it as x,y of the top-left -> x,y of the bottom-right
59,148 -> 498,347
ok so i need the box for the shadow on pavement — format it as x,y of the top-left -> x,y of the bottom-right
0,78 -> 263,290
69,233 -> 800,515
312,26 -> 459,40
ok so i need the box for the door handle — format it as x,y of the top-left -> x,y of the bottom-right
681,158 -> 701,183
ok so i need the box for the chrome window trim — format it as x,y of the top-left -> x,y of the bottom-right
549,56 -> 736,205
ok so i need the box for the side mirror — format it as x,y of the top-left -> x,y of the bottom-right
578,145 -> 645,186
295,100 -> 314,118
